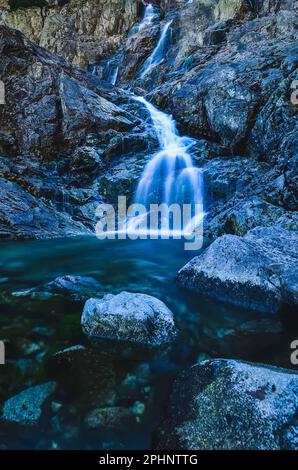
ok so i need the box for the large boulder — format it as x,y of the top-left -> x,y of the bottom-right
177,225 -> 298,314
157,359 -> 298,450
82,291 -> 177,348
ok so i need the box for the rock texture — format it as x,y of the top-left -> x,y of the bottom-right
43,275 -> 104,302
82,291 -> 177,348
1,382 -> 56,427
1,0 -> 140,67
0,25 -> 152,239
177,225 -> 298,314
157,359 -> 298,450
45,345 -> 124,401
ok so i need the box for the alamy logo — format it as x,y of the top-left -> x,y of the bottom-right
290,340 -> 298,366
0,80 -> 5,105
291,80 -> 298,105
0,340 -> 5,365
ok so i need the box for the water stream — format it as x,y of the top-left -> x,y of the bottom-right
135,4 -> 157,33
140,20 -> 173,78
123,96 -> 203,238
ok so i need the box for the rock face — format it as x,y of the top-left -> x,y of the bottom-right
157,359 -> 298,450
1,0 -> 139,67
1,382 -> 56,427
0,25 -> 152,239
177,225 -> 298,314
82,292 -> 177,348
0,177 -> 89,239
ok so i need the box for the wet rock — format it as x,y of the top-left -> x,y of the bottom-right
199,318 -> 284,360
249,70 -> 298,163
156,359 -> 298,450
131,401 -> 145,416
0,178 -> 90,240
44,275 -> 104,302
66,146 -> 105,183
177,225 -> 298,314
82,292 -> 177,348
1,382 -> 57,427
205,196 -> 287,238
202,159 -> 268,207
100,152 -> 150,203
85,406 -> 134,430
45,345 -> 126,402
1,0 -> 139,67
15,338 -> 42,357
280,266 -> 298,306
59,73 -> 135,147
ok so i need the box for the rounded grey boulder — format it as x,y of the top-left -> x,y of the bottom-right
81,292 -> 177,348
157,359 -> 298,450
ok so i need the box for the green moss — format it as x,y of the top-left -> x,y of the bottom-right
9,0 -> 47,11
57,314 -> 82,340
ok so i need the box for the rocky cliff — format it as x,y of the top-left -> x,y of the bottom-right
0,0 -> 140,67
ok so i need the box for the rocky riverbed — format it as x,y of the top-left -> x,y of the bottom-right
0,0 -> 297,451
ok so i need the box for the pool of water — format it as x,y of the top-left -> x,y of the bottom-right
0,236 -> 292,450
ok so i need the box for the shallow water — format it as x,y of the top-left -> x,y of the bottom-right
0,236 -> 291,450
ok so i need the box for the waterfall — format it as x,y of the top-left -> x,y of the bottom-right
102,60 -> 119,86
136,4 -> 156,32
109,66 -> 119,86
123,96 -> 203,238
134,96 -> 203,208
140,20 -> 173,79
90,64 -> 98,76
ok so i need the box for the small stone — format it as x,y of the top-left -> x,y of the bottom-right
85,407 -> 133,430
196,352 -> 211,363
131,401 -> 145,416
1,382 -> 57,427
51,401 -> 63,414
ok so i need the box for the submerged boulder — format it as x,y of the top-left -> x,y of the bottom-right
177,225 -> 298,314
44,275 -> 104,302
84,406 -> 134,430
198,318 -> 284,360
82,292 -> 177,348
1,382 -> 56,427
157,359 -> 298,450
45,345 -> 123,402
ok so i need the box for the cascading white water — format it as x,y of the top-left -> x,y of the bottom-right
134,96 -> 203,208
140,20 -> 173,78
137,4 -> 156,32
109,66 -> 119,86
123,96 -> 204,238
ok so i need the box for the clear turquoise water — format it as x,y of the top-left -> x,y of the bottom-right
0,236 -> 288,450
